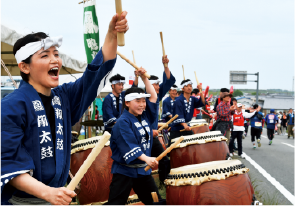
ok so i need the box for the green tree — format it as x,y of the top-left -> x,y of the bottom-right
232,90 -> 243,97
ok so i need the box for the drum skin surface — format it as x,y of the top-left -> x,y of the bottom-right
191,125 -> 210,134
70,146 -> 113,205
170,141 -> 229,168
166,173 -> 254,205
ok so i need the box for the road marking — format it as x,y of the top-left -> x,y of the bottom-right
281,142 -> 295,148
243,152 -> 295,205
261,135 -> 267,139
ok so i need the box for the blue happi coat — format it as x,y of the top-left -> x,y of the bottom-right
102,84 -> 136,131
110,99 -> 157,178
161,96 -> 177,122
171,94 -> 205,131
150,72 -> 175,130
1,49 -> 116,204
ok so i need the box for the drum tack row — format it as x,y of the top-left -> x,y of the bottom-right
70,119 -> 259,205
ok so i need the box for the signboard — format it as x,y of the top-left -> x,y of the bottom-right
229,71 -> 247,85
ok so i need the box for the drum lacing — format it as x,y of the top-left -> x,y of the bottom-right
179,134 -> 224,144
126,198 -> 141,205
166,163 -> 246,180
71,139 -> 99,150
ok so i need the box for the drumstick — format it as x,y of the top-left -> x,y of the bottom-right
160,32 -> 168,68
179,123 -> 208,132
182,65 -> 185,80
151,192 -> 159,202
132,50 -> 136,64
194,71 -> 199,85
144,136 -> 184,171
67,132 -> 111,191
117,51 -> 150,78
158,114 -> 179,132
115,0 -> 125,46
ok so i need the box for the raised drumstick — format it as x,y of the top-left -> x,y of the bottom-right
67,132 -> 111,191
117,51 -> 150,78
158,114 -> 178,132
144,136 -> 184,171
160,32 -> 168,68
132,50 -> 136,64
115,0 -> 125,46
182,65 -> 185,80
194,71 -> 199,85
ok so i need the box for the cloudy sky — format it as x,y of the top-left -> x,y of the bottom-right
1,0 -> 294,91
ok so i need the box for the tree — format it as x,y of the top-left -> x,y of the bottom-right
232,90 -> 243,97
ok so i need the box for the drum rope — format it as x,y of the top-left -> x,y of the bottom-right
1,60 -> 18,89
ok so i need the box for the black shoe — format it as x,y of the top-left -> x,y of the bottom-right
288,136 -> 290,139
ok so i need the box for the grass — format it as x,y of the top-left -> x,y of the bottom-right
248,173 -> 286,205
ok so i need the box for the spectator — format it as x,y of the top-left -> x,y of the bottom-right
281,112 -> 288,135
212,92 -> 236,144
229,103 -> 257,158
286,108 -> 294,138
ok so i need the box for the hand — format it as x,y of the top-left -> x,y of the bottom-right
152,130 -> 159,138
46,187 -> 76,205
162,55 -> 169,67
230,105 -> 236,111
184,125 -> 191,131
145,157 -> 158,168
197,83 -> 202,92
135,67 -> 147,78
108,11 -> 129,39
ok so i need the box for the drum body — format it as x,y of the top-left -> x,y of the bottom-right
70,137 -> 113,205
189,119 -> 210,134
165,160 -> 255,205
170,131 -> 229,168
70,137 -> 136,205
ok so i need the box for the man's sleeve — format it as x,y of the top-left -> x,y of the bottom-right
158,72 -> 176,101
102,96 -> 117,127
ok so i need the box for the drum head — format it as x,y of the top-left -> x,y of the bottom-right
71,136 -> 110,155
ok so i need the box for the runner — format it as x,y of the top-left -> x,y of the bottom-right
265,109 -> 278,145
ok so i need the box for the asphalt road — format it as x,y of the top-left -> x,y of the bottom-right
232,126 -> 295,205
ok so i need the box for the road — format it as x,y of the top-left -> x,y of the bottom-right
232,127 -> 294,205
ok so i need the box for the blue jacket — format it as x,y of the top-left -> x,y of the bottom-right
1,49 -> 116,204
250,111 -> 263,129
265,113 -> 278,129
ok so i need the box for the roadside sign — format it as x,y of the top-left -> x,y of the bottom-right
229,71 -> 247,84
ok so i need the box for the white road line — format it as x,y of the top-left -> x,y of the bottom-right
243,152 -> 295,205
281,142 -> 295,148
261,135 -> 267,139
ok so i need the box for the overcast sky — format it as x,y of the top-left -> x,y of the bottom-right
1,0 -> 294,91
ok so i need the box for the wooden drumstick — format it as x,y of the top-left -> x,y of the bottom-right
179,123 -> 208,132
160,32 -> 168,68
117,51 -> 150,78
158,114 -> 179,132
144,136 -> 184,171
194,71 -> 200,85
182,65 -> 185,80
151,192 -> 159,202
132,50 -> 136,64
67,132 -> 111,191
115,0 -> 125,46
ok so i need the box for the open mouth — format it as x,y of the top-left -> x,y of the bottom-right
48,67 -> 59,77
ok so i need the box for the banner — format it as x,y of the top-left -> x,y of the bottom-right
83,0 -> 99,120
83,0 -> 100,64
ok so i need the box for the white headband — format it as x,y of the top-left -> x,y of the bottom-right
112,80 -> 125,84
125,93 -> 151,101
170,87 -> 178,91
150,79 -> 161,85
15,36 -> 63,64
181,81 -> 193,87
